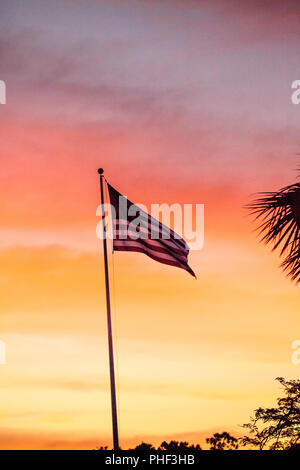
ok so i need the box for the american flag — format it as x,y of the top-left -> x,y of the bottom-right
107,183 -> 195,278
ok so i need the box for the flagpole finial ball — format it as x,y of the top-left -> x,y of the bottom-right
98,168 -> 104,175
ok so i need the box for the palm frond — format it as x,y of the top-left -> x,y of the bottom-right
246,182 -> 300,283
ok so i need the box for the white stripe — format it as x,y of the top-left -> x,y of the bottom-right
114,240 -> 186,263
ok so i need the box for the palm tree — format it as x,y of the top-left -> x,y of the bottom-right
247,173 -> 300,283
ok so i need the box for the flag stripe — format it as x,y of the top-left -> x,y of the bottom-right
113,239 -> 188,262
114,235 -> 188,259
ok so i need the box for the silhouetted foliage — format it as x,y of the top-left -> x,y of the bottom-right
97,377 -> 300,451
99,440 -> 203,451
241,377 -> 300,450
131,442 -> 156,451
158,440 -> 202,451
206,432 -> 239,450
246,175 -> 300,283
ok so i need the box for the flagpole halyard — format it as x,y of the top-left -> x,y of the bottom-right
98,168 -> 119,450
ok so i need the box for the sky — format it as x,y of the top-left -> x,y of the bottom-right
0,0 -> 299,449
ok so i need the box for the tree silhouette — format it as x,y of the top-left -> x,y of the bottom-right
206,432 -> 239,450
131,442 -> 156,451
246,175 -> 300,283
241,377 -> 300,450
159,440 -> 202,451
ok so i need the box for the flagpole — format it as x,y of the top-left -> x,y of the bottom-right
98,168 -> 119,451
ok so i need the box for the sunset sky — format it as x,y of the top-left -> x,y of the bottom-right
0,0 -> 299,449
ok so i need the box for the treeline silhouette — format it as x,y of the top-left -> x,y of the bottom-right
97,377 -> 300,451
